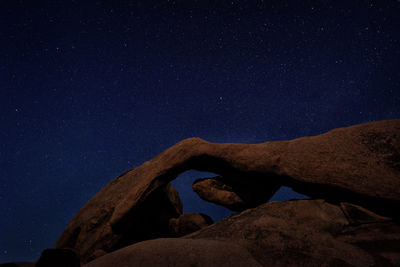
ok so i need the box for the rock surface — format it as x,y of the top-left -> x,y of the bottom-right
84,199 -> 400,267
192,177 -> 247,211
84,238 -> 262,267
169,212 -> 213,237
55,119 -> 400,263
187,199 -> 399,266
192,176 -> 280,211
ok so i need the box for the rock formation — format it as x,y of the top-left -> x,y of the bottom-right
50,118 -> 400,265
192,175 -> 279,211
55,183 -> 183,262
85,199 -> 400,267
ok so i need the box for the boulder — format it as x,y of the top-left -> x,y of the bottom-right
56,119 -> 400,263
84,199 -> 400,267
192,176 -> 280,211
192,177 -> 247,211
186,199 -> 400,266
169,212 -> 213,237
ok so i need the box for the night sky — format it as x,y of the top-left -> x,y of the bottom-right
1,0 -> 399,263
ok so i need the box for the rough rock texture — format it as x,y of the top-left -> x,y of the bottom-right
192,176 -> 280,211
84,199 -> 400,267
192,177 -> 247,211
169,212 -> 213,237
56,119 -> 400,263
188,199 -> 400,266
84,238 -> 262,267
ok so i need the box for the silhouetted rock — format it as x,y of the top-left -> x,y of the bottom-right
56,183 -> 182,262
340,202 -> 393,225
169,212 -> 213,237
56,119 -> 400,263
36,248 -> 80,267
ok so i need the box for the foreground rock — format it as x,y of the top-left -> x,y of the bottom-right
56,119 -> 400,263
187,199 -> 399,266
84,238 -> 261,267
84,199 -> 400,267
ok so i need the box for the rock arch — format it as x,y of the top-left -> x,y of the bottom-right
55,119 -> 400,263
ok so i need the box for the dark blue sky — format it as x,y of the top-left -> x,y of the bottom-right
1,0 -> 399,263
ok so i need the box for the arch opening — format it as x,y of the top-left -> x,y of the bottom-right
269,186 -> 310,202
110,169 -> 312,256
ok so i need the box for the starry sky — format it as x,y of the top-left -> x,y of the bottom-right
1,0 -> 399,263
